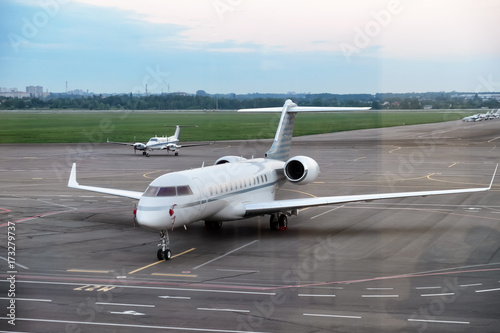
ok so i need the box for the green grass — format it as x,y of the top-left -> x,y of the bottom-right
0,110 -> 470,144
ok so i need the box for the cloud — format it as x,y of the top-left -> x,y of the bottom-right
71,0 -> 500,60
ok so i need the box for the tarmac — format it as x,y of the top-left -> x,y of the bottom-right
1,119 -> 499,332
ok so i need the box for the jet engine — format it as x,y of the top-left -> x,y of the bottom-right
284,156 -> 319,184
214,156 -> 247,165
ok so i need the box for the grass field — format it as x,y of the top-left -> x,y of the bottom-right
0,110 -> 471,144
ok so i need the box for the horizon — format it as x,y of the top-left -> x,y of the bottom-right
1,1 -> 499,95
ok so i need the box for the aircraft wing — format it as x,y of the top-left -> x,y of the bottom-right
177,141 -> 216,148
106,139 -> 138,147
68,163 -> 143,200
244,165 -> 497,216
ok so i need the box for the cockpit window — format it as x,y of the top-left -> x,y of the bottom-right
157,186 -> 176,196
150,138 -> 158,142
144,186 -> 159,197
143,185 -> 193,197
177,185 -> 193,196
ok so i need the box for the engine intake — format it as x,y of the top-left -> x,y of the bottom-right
284,156 -> 319,184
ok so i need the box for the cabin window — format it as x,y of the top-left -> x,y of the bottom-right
265,174 -> 268,182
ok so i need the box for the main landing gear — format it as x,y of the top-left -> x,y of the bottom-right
157,230 -> 172,260
270,213 -> 288,231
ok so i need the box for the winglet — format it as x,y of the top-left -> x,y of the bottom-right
488,163 -> 498,189
68,163 -> 79,188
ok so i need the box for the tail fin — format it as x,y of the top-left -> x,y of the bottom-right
239,100 -> 371,161
164,125 -> 198,141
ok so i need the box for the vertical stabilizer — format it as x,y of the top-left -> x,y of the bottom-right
173,125 -> 181,140
265,99 -> 297,161
238,100 -> 371,161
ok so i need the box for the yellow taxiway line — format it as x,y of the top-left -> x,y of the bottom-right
128,248 -> 196,275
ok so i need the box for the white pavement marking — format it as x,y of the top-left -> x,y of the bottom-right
16,280 -> 277,296
0,256 -> 29,270
193,240 -> 259,270
96,302 -> 155,307
298,294 -> 336,297
366,287 -> 393,290
415,286 -> 441,290
303,313 -> 361,319
475,288 -> 500,293
159,296 -> 191,300
408,319 -> 469,325
310,205 -> 344,220
216,269 -> 259,273
0,317 -> 271,333
0,297 -> 51,302
459,283 -> 482,287
421,293 -> 455,297
110,310 -> 145,316
198,308 -> 250,313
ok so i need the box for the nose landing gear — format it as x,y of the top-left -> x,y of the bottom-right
157,230 -> 171,260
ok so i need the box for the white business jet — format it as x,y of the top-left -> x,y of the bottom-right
69,100 -> 497,260
107,125 -> 215,157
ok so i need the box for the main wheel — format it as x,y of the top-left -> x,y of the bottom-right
270,215 -> 279,231
278,214 -> 288,230
157,249 -> 163,260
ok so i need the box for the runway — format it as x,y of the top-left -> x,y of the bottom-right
1,119 -> 500,332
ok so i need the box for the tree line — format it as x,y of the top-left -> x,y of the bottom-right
1,92 -> 498,110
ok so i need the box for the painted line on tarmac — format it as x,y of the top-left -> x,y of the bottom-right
193,241 -> 258,270
128,248 -> 196,275
0,317 -> 270,333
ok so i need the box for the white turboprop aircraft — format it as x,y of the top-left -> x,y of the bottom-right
107,125 -> 215,157
69,100 -> 497,260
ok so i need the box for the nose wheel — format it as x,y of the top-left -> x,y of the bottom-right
157,230 -> 171,260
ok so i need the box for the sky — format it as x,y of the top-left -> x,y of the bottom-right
1,0 -> 499,95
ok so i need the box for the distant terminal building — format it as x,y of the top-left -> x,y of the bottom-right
26,85 -> 44,98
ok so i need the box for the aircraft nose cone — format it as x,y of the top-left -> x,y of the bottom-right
136,207 -> 169,231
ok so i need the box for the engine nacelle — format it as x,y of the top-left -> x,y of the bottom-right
214,156 -> 247,165
133,143 -> 146,150
284,156 -> 320,185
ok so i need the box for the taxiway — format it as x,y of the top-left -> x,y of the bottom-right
1,119 -> 499,332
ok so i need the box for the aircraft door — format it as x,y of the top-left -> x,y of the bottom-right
192,177 -> 207,218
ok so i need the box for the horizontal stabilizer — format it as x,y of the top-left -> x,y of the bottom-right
238,106 -> 371,113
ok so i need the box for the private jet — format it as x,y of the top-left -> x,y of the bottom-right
107,125 -> 215,157
69,100 -> 497,260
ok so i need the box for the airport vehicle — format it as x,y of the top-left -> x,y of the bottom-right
107,125 -> 214,156
69,100 -> 497,260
